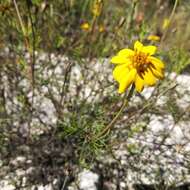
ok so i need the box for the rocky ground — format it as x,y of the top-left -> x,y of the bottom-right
0,50 -> 190,190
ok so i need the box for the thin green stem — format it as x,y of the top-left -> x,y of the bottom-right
13,0 -> 26,36
94,84 -> 135,140
160,0 -> 179,47
126,0 -> 138,30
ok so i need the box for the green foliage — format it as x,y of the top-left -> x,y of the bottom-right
57,102 -> 109,164
166,48 -> 190,73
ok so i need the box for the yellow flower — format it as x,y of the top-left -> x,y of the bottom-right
162,18 -> 170,30
111,41 -> 165,93
147,35 -> 160,42
98,25 -> 105,32
92,0 -> 102,17
80,22 -> 90,31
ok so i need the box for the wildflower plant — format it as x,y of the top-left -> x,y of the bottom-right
91,41 -> 165,139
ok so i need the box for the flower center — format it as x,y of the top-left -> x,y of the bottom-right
133,52 -> 149,72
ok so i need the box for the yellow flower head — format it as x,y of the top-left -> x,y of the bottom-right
92,0 -> 102,17
147,35 -> 160,42
80,22 -> 90,31
111,41 -> 165,93
98,25 -> 105,32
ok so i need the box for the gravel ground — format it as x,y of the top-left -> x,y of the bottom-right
0,51 -> 190,190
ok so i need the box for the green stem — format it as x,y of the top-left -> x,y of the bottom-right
95,84 -> 135,140
126,0 -> 138,30
13,0 -> 26,36
160,0 -> 179,47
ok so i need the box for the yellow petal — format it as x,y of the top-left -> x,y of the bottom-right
143,69 -> 157,86
118,48 -> 134,57
148,56 -> 165,69
142,45 -> 157,55
152,68 -> 164,79
134,41 -> 143,51
118,69 -> 136,93
147,35 -> 160,41
135,74 -> 144,92
113,64 -> 129,82
111,56 -> 131,65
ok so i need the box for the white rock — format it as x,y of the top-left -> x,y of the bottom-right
176,93 -> 190,110
120,181 -> 126,188
148,114 -> 174,133
71,65 -> 82,80
54,66 -> 63,75
10,156 -> 26,166
171,126 -> 184,144
141,87 -> 155,99
36,184 -> 53,190
176,74 -> 190,88
78,169 -> 99,190
0,181 -> 15,190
